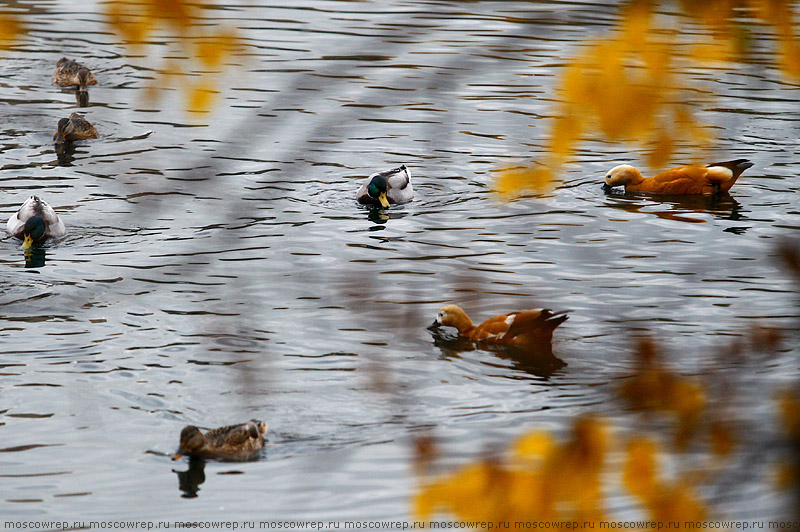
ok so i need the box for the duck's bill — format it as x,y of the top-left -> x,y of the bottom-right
171,452 -> 184,461
21,235 -> 34,250
378,192 -> 390,208
427,319 -> 441,330
601,183 -> 613,192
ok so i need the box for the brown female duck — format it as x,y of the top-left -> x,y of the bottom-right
172,420 -> 268,461
52,57 -> 97,90
54,113 -> 98,146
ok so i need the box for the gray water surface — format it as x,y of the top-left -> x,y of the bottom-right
1,0 -> 799,523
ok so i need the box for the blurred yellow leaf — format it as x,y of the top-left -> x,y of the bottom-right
708,421 -> 735,457
494,165 -> 555,197
514,431 -> 556,460
415,416 -> 609,524
778,390 -> 800,438
187,82 -> 218,113
0,14 -> 25,50
775,461 -> 798,489
624,437 -> 659,500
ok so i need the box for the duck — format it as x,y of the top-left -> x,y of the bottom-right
356,165 -> 413,207
52,57 -> 97,90
54,113 -> 98,146
429,304 -> 568,353
7,196 -> 66,250
172,420 -> 268,461
602,159 -> 753,195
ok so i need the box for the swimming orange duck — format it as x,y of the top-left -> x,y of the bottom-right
172,420 -> 268,461
429,304 -> 568,352
602,159 -> 753,195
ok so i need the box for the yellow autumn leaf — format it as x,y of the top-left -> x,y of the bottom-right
775,461 -> 798,490
709,421 -> 735,457
187,82 -> 218,113
778,390 -> 800,438
624,437 -> 659,500
0,14 -> 25,50
493,165 -> 555,197
514,431 -> 556,460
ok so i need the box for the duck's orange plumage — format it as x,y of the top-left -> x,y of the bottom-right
430,304 -> 568,352
603,159 -> 753,195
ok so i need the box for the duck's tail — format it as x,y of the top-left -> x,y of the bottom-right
708,159 -> 753,189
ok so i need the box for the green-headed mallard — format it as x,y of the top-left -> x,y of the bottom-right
172,420 -> 268,462
602,159 -> 753,195
6,196 -> 67,250
54,112 -> 98,146
356,165 -> 413,208
52,57 -> 98,90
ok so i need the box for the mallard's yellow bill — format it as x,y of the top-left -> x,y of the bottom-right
22,234 -> 34,250
378,192 -> 390,208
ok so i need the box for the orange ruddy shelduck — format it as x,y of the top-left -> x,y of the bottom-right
602,159 -> 753,195
429,304 -> 568,352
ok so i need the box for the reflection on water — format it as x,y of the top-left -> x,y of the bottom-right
0,0 -> 797,523
173,459 -> 205,499
603,192 -> 745,225
76,90 -> 89,108
23,247 -> 46,268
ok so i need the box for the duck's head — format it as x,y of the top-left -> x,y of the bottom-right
603,164 -> 641,192
21,216 -> 46,250
429,304 -> 472,332
77,67 -> 91,90
57,57 -> 70,68
54,117 -> 72,146
173,425 -> 205,460
246,420 -> 268,439
367,175 -> 390,208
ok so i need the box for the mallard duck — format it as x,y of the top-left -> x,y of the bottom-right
602,159 -> 753,195
172,420 -> 268,461
52,57 -> 97,90
6,196 -> 67,250
429,304 -> 568,352
54,113 -> 98,146
356,165 -> 413,207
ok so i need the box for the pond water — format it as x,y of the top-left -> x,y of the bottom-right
1,0 -> 798,524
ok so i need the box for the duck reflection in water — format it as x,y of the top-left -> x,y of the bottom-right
76,89 -> 89,107
55,142 -> 75,166
172,457 -> 205,499
428,305 -> 568,378
603,190 -> 744,226
24,247 -> 46,268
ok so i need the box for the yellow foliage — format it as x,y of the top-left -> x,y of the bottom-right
187,82 -> 218,114
619,338 -> 708,450
0,14 -> 25,51
416,416 -> 609,525
493,165 -> 555,197
708,422 -> 736,457
623,437 -> 659,500
778,390 -> 800,439
623,437 -> 708,526
494,0 -> 800,198
103,0 -> 243,113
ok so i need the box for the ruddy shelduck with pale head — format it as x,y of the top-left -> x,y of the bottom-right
603,159 -> 753,195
